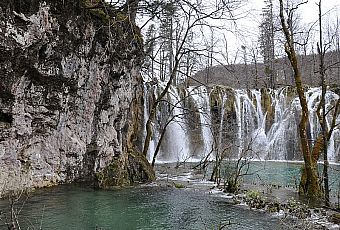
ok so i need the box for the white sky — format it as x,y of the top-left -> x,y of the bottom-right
135,0 -> 340,65
219,0 -> 340,63
249,0 -> 340,24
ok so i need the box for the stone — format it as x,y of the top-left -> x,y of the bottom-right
0,0 -> 153,195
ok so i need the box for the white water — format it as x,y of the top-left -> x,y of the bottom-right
143,84 -> 340,163
143,83 -> 158,162
165,86 -> 190,161
189,86 -> 214,160
218,94 -> 227,153
233,87 -> 340,161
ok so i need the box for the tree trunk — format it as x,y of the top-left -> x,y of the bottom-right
279,0 -> 322,199
317,0 -> 330,206
125,0 -> 139,22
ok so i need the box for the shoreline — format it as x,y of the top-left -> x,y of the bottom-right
154,163 -> 340,230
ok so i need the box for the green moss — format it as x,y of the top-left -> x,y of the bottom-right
330,213 -> 340,224
210,85 -> 234,109
91,9 -> 110,22
82,0 -> 113,24
127,151 -> 155,183
245,190 -> 266,209
246,190 -> 262,200
225,178 -> 239,193
173,182 -> 186,189
260,88 -> 273,130
96,151 -> 155,189
95,157 -> 130,189
268,206 -> 279,213
115,12 -> 128,22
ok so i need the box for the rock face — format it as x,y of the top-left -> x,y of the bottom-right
0,0 -> 154,194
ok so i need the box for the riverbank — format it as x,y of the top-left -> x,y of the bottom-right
154,163 -> 340,230
0,161 -> 339,229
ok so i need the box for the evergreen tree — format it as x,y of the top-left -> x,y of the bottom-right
159,0 -> 177,83
259,0 -> 276,88
144,24 -> 157,80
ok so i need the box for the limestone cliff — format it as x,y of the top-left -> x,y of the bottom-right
0,0 -> 154,194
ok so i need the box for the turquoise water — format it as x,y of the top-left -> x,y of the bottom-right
0,185 -> 283,230
1,161 -> 338,229
241,161 -> 340,197
242,161 -> 302,187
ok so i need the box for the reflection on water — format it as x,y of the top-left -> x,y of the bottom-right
0,185 -> 283,230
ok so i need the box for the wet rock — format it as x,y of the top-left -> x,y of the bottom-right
0,0 -> 153,195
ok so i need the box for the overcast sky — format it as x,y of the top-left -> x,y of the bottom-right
250,0 -> 340,24
136,0 -> 340,64
219,0 -> 340,63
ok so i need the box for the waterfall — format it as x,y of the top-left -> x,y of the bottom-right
189,86 -> 214,160
143,82 -> 190,162
234,89 -> 269,159
218,94 -> 227,153
143,83 -> 340,163
306,88 -> 322,142
142,83 -> 158,162
230,87 -> 339,161
165,86 -> 190,161
304,88 -> 340,161
266,88 -> 299,160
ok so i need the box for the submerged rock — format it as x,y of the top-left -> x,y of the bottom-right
0,0 -> 153,194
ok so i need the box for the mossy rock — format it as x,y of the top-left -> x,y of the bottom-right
82,0 -> 111,23
95,157 -> 130,189
246,190 -> 262,200
329,213 -> 340,224
173,182 -> 186,189
96,152 -> 155,189
266,201 -> 281,213
82,0 -> 127,25
127,151 -> 155,184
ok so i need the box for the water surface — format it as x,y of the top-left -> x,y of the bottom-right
0,184 -> 283,230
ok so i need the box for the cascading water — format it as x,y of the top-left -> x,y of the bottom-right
143,83 -> 158,162
263,87 -> 299,160
164,86 -> 190,161
233,87 -> 339,161
304,88 -> 340,161
143,83 -> 340,163
234,89 -> 269,159
189,86 -> 214,160
144,82 -> 191,162
218,94 -> 227,153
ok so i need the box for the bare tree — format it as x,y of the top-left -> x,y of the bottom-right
142,0 -> 242,158
279,0 -> 321,199
249,45 -> 260,88
315,0 -> 340,206
279,0 -> 340,201
0,190 -> 31,230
